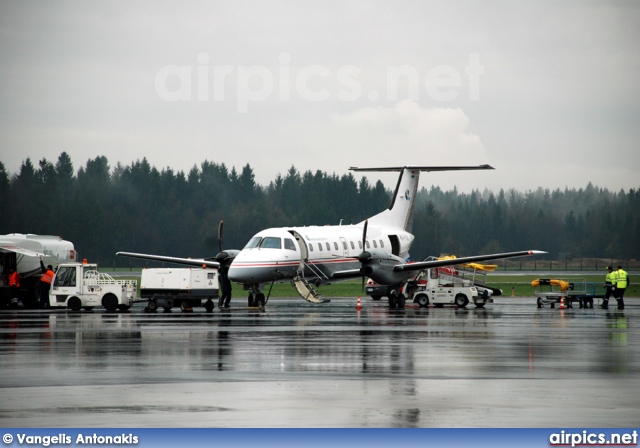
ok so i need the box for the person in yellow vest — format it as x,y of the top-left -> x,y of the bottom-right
613,265 -> 629,310
39,256 -> 55,309
601,266 -> 615,309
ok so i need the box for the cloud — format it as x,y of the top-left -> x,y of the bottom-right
332,100 -> 485,165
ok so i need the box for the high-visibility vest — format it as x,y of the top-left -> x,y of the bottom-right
616,269 -> 628,289
40,269 -> 54,285
605,272 -> 615,284
9,271 -> 20,288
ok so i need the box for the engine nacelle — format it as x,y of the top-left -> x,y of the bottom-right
360,250 -> 410,286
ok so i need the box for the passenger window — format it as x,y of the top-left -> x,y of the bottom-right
350,241 -> 355,249
318,243 -> 322,251
334,242 -> 338,250
284,239 -> 296,251
380,240 -> 384,248
342,241 -> 347,250
358,241 -> 362,250
325,243 -> 330,251
309,244 -> 314,252
373,240 -> 377,248
366,241 -> 370,249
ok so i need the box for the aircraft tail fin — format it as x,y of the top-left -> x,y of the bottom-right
350,165 -> 494,230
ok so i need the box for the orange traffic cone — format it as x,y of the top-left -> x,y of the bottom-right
356,296 -> 362,310
559,297 -> 565,309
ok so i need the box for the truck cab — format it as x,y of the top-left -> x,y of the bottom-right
49,261 -> 137,311
404,266 -> 491,308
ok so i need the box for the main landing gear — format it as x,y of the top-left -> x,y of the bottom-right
387,289 -> 406,309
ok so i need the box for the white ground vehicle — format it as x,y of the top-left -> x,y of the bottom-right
0,233 -> 76,308
367,256 -> 499,308
140,267 -> 219,312
49,261 -> 137,311
403,265 -> 492,308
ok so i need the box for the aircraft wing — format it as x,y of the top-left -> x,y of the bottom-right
0,244 -> 45,257
331,269 -> 362,279
116,252 -> 220,268
393,250 -> 546,272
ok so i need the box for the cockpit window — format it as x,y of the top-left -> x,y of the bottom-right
259,237 -> 282,249
284,239 -> 296,251
244,236 -> 262,249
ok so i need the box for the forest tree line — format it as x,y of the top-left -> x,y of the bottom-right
1,152 -> 638,266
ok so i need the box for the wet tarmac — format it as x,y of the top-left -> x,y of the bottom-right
1,297 -> 639,428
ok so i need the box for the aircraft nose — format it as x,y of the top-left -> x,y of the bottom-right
227,265 -> 241,282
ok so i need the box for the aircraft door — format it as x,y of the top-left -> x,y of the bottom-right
339,237 -> 348,258
389,235 -> 401,256
51,265 -> 79,304
288,231 -> 308,274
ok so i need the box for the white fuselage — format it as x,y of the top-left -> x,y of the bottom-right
228,223 -> 414,285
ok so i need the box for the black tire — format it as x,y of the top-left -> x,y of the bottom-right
256,293 -> 266,307
397,294 -> 406,309
371,295 -> 382,301
180,301 -> 193,312
204,300 -> 214,313
118,305 -> 131,311
248,293 -> 256,307
388,290 -> 398,309
147,299 -> 158,312
415,293 -> 429,308
474,302 -> 485,308
454,294 -> 469,308
102,294 -> 118,311
68,297 -> 82,312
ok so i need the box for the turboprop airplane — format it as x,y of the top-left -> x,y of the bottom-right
117,165 -> 545,308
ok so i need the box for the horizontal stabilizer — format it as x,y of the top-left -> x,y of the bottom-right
350,165 -> 494,172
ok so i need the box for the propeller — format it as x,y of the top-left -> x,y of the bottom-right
214,220 -> 229,266
213,219 -> 239,269
358,220 -> 370,291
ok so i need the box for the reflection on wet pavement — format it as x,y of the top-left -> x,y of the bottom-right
1,297 -> 638,427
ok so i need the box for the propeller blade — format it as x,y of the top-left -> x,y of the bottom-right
218,220 -> 224,253
361,219 -> 368,251
360,220 -> 368,292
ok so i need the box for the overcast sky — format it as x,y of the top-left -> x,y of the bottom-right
1,0 -> 638,194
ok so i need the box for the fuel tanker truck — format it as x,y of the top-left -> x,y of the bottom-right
0,233 -> 77,308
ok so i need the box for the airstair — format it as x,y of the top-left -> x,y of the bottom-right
292,260 -> 330,303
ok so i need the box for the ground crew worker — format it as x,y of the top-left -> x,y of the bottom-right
39,256 -> 55,309
614,265 -> 629,310
8,267 -> 21,308
218,265 -> 232,309
601,266 -> 615,309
